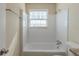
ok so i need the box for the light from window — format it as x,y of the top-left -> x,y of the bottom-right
29,9 -> 48,27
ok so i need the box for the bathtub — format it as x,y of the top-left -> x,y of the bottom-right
23,43 -> 67,56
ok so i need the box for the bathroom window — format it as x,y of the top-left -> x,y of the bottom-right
29,9 -> 48,27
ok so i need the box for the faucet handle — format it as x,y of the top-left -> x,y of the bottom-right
56,40 -> 62,45
56,40 -> 60,42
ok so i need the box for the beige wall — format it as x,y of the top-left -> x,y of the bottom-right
56,3 -> 79,43
68,4 -> 79,43
6,3 -> 20,48
6,3 -> 25,55
26,3 -> 56,14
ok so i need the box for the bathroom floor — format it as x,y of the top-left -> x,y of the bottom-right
21,52 -> 67,56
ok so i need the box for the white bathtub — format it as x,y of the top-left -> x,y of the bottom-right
23,43 -> 67,56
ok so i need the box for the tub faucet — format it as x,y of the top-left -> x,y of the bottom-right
56,40 -> 62,49
56,40 -> 62,45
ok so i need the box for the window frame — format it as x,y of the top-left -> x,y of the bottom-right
29,9 -> 48,27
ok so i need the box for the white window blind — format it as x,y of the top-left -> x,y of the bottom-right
29,9 -> 48,27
